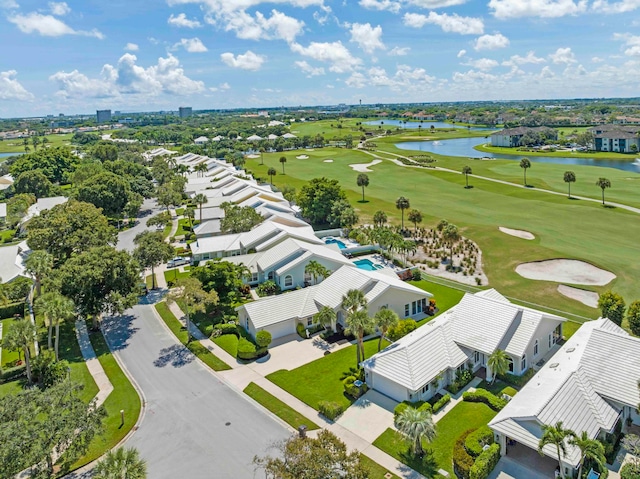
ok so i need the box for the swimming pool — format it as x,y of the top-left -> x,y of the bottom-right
353,259 -> 384,271
325,238 -> 346,249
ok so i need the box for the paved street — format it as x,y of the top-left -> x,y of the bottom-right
116,198 -> 163,252
102,304 -> 289,479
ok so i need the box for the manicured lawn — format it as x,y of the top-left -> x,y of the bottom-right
175,218 -> 199,237
56,320 -> 99,404
0,229 -> 16,243
562,320 -> 581,339
476,379 -> 517,396
163,268 -> 190,286
409,279 -> 466,326
0,133 -> 75,153
154,302 -> 231,371
373,401 -> 497,477
243,382 -> 320,430
360,454 -> 400,479
213,334 -> 238,357
475,142 -> 632,159
1,318 -> 21,367
267,338 -> 385,411
145,273 -> 157,290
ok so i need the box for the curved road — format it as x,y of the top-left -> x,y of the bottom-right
102,303 -> 289,479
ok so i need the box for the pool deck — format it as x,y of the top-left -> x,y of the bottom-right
350,253 -> 403,273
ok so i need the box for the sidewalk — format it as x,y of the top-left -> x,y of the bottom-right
75,319 -> 114,408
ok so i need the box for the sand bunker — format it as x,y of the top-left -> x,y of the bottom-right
246,154 -> 260,159
349,159 -> 382,172
557,285 -> 599,308
499,227 -> 535,240
516,259 -> 616,286
323,159 -> 334,163
296,155 -> 309,159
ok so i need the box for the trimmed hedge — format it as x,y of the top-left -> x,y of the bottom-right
237,337 -> 267,360
621,463 -> 640,479
213,323 -> 239,336
393,401 -> 431,420
469,444 -> 500,479
433,394 -> 451,413
453,429 -> 476,479
463,389 -> 507,412
497,369 -> 535,388
465,426 -> 494,458
0,301 -> 26,319
501,386 -> 518,398
296,322 -> 306,339
318,400 -> 344,421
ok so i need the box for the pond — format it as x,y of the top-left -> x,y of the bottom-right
395,136 -> 640,173
0,152 -> 22,159
364,119 -> 495,131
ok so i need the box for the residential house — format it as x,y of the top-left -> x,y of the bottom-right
194,136 -> 210,145
592,124 -> 640,153
490,126 -> 558,147
0,241 -> 29,284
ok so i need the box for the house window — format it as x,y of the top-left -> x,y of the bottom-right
553,325 -> 562,343
534,340 -> 539,357
268,271 -> 274,281
404,304 -> 410,317
474,351 -> 480,364
520,355 -> 526,372
284,275 -> 293,287
251,273 -> 258,283
421,384 -> 429,394
417,300 -> 422,314
307,317 -> 313,327
549,334 -> 552,349
412,301 -> 417,315
507,357 -> 514,373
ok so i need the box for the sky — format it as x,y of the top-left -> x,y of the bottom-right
0,0 -> 639,117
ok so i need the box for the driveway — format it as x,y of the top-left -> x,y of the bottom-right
336,390 -> 396,443
116,198 -> 163,252
488,457 -> 551,479
102,304 -> 289,479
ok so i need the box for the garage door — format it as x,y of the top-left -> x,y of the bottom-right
265,319 -> 297,340
371,373 -> 406,403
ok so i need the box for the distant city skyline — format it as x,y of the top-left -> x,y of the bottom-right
1,0 -> 640,118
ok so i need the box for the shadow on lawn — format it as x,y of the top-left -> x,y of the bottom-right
398,447 -> 440,478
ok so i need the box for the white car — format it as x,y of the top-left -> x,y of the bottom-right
167,257 -> 191,268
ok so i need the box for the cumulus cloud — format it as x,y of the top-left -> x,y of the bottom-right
49,2 -> 70,15
389,46 -> 410,56
124,43 -> 139,51
346,64 -> 435,90
502,51 -> 545,66
0,70 -> 34,101
464,58 -> 499,70
168,13 -> 202,28
405,0 -> 468,6
221,50 -> 266,70
0,0 -> 19,9
290,40 -> 362,73
613,33 -> 640,56
359,0 -> 401,13
350,23 -> 385,54
8,12 -> 104,38
550,47 -> 577,63
457,49 -> 467,58
592,0 -> 640,13
294,60 -> 325,76
488,0 -> 587,19
173,37 -> 208,52
210,82 -> 231,91
403,12 -> 483,34
474,33 -> 509,50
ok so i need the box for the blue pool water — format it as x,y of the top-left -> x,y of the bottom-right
354,259 -> 384,271
325,238 -> 346,249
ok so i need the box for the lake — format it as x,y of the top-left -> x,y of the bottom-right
365,119 -> 495,131
395,136 -> 640,173
0,152 -> 22,159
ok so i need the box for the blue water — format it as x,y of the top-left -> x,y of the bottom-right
325,238 -> 346,249
0,152 -> 22,159
395,136 -> 640,173
365,119 -> 495,131
354,259 -> 384,271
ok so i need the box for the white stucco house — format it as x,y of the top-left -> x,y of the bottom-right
362,289 -> 566,403
489,318 -> 640,478
236,265 -> 433,341
0,240 -> 29,284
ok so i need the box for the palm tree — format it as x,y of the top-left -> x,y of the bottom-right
341,289 -> 367,316
563,171 -> 576,198
462,165 -> 472,188
259,147 -> 266,165
193,193 -> 208,222
185,206 -> 195,229
305,260 -> 330,285
395,196 -> 410,230
195,162 -> 208,178
2,318 -> 36,383
373,210 -> 387,227
520,158 -> 531,186
357,173 -> 369,202
279,156 -> 287,174
394,406 -> 436,457
569,431 -> 606,479
24,249 -> 53,297
93,447 -> 147,479
539,421 -> 576,479
488,349 -> 510,383
374,308 -> 398,351
407,209 -> 422,236
596,177 -> 611,206
267,167 -> 277,185
314,306 -> 336,331
36,292 -> 75,361
344,309 -> 374,367
442,224 -> 460,265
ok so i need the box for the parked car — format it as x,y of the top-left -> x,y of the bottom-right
167,256 -> 191,268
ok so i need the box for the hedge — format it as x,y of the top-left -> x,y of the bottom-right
465,426 -> 494,457
318,400 -> 344,421
296,322 -> 306,339
453,429 -> 476,479
501,386 -> 518,398
463,389 -> 507,412
621,463 -> 640,479
433,394 -> 451,413
497,369 -> 535,388
213,323 -> 239,336
0,301 -> 26,319
237,337 -> 257,360
469,444 -> 500,479
393,401 -> 431,420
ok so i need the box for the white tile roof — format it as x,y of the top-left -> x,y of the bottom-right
0,241 -> 29,284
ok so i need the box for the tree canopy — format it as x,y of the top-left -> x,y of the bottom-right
13,169 -> 54,198
190,259 -> 248,305
598,291 -> 626,326
297,177 -> 347,225
133,231 -> 174,290
9,147 -> 77,184
76,171 -> 131,218
220,202 -> 263,234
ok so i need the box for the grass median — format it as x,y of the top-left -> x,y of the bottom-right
243,382 -> 320,431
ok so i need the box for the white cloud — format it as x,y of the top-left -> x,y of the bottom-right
488,0 -> 587,19
210,82 -> 231,91
221,50 -> 266,70
502,51 -> 545,66
168,13 -> 202,28
294,60 -> 325,76
403,12 -> 483,34
346,64 -> 435,90
217,8 -> 305,43
592,0 -> 640,13
550,47 -> 577,63
8,12 -> 104,38
457,49 -> 467,58
49,2 -> 70,15
389,46 -> 410,56
0,0 -> 19,9
613,33 -> 640,56
350,23 -> 385,54
290,40 -> 362,73
124,43 -> 139,51
0,70 -> 34,101
359,0 -> 401,13
474,33 -> 509,51
591,56 -> 604,63
465,58 -> 499,70
405,0 -> 468,6
173,37 -> 208,52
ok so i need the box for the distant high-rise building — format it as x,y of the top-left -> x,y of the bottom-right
96,109 -> 112,123
179,106 -> 192,118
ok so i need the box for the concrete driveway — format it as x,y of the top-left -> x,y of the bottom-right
116,198 -> 163,252
102,304 -> 289,479
336,390 -> 396,443
488,457 -> 551,479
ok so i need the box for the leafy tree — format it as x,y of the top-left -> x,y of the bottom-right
394,406 -> 436,457
281,184 -> 296,203
72,162 -> 104,185
314,306 -> 336,331
356,173 -> 369,202
267,167 -> 277,185
156,181 -> 183,212
462,165 -> 472,188
598,291 -> 626,326
193,193 -> 208,222
124,192 -> 144,220
185,206 -> 196,229
59,246 -> 141,329
91,143 -> 119,162
76,171 -> 131,217
297,177 -> 347,225
596,177 -> 611,206
563,171 -> 576,198
93,447 -> 147,479
9,147 -> 76,184
190,260 -> 248,305
146,211 -> 171,229
520,157 -> 531,186
220,203 -> 263,234
538,421 -> 575,479
6,193 -> 36,227
167,277 -> 218,342
133,231 -> 174,290
279,155 -> 287,174
569,431 -> 606,479
27,200 -> 117,264
395,196 -> 410,230
328,200 -> 359,231
14,169 -> 53,198
36,291 -> 75,361
305,260 -> 331,285
253,429 -> 368,479
24,249 -> 53,297
2,318 -> 36,383
488,349 -> 510,383
374,308 -> 398,351
627,300 -> 640,336
407,209 -> 422,235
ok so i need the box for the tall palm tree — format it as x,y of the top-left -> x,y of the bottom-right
462,165 -> 472,188
442,224 -> 460,266
408,209 -> 422,236
341,289 -> 367,316
36,292 -> 75,361
563,171 -> 576,198
195,162 -> 208,178
357,173 -> 369,202
344,309 -> 374,367
373,210 -> 387,227
569,431 -> 606,479
93,447 -> 147,479
279,156 -> 287,174
193,193 -> 208,222
374,308 -> 398,351
394,406 -> 436,457
24,249 -> 53,297
2,318 -> 36,383
185,206 -> 196,229
305,260 -> 330,285
259,147 -> 266,165
596,177 -> 611,206
520,158 -> 531,186
488,349 -> 510,383
538,421 -> 576,479
314,306 -> 336,331
395,196 -> 410,230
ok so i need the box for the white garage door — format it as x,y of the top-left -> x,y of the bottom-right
371,373 -> 407,403
265,319 -> 297,340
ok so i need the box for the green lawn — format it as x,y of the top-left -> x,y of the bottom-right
360,454 -> 400,479
409,279 -> 466,326
0,133 -> 75,153
243,382 -> 320,430
145,273 -> 157,290
175,218 -> 199,237
154,302 -> 231,371
0,229 -> 16,244
373,402 -> 497,477
474,142 -> 632,159
56,320 -> 99,404
213,334 -> 238,357
0,379 -> 23,398
1,318 -> 22,367
163,268 -> 191,286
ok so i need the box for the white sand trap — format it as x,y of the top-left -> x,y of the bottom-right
305,148 -> 315,151
323,159 -> 333,163
499,227 -> 535,240
296,154 -> 309,159
557,285 -> 599,308
349,159 -> 382,172
516,259 -> 616,286
246,154 -> 260,159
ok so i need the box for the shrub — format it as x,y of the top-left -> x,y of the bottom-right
296,322 -> 306,339
212,323 -> 239,336
433,394 -> 451,413
387,319 -> 418,341
32,356 -> 69,389
394,402 -> 409,419
1,277 -> 32,303
497,369 -> 535,388
418,402 -> 433,414
621,463 -> 640,479
237,337 -> 258,360
463,389 -> 507,412
255,330 -> 272,348
318,401 -> 344,421
469,444 -> 500,479
453,429 -> 476,479
256,280 -> 279,297
411,269 -> 422,280
465,426 -> 494,457
0,301 -> 25,319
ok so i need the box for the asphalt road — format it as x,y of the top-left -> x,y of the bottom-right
102,303 -> 289,479
116,198 -> 163,252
